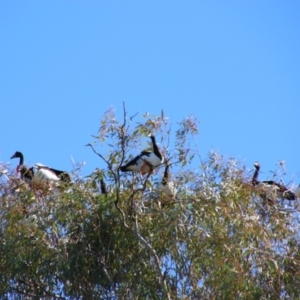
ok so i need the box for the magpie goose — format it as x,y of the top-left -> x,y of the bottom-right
120,134 -> 164,175
92,168 -> 108,196
252,162 -> 296,203
10,151 -> 70,185
157,164 -> 177,205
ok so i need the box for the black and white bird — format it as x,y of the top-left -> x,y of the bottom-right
120,134 -> 164,175
10,151 -> 70,186
92,168 -> 108,196
252,162 -> 296,203
157,164 -> 177,206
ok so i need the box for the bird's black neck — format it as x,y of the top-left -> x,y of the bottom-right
162,165 -> 169,185
100,178 -> 107,195
252,166 -> 260,186
150,136 -> 162,160
16,152 -> 24,166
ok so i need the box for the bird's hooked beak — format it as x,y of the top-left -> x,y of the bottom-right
10,152 -> 17,159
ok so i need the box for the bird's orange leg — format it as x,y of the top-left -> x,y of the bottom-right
140,162 -> 154,175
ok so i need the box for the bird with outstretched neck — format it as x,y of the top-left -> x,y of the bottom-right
10,151 -> 70,185
120,134 -> 164,175
252,162 -> 296,204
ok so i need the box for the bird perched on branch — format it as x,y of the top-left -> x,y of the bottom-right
92,168 -> 108,196
252,162 -> 296,203
120,134 -> 164,175
10,151 -> 70,187
157,164 -> 177,207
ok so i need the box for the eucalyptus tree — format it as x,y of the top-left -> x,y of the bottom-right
0,106 -> 299,299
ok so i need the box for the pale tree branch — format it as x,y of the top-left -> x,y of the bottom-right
134,216 -> 171,300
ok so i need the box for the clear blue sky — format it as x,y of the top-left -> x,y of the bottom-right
1,1 -> 299,185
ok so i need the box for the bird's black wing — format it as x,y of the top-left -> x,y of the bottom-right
47,167 -> 71,182
262,180 -> 295,200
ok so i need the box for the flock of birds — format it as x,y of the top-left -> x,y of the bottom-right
10,134 -> 176,202
10,133 -> 300,206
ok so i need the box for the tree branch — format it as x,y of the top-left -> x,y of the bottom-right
134,216 -> 171,300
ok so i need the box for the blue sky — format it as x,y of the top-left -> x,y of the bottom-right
1,1 -> 299,186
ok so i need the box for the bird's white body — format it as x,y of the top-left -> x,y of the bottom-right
123,152 -> 163,174
156,163 -> 177,206
123,158 -> 145,172
157,181 -> 177,200
142,152 -> 163,167
256,182 -> 281,202
32,164 -> 61,182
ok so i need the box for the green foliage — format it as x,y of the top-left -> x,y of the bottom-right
0,107 -> 299,299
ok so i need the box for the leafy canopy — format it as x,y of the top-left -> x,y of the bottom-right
0,106 -> 300,299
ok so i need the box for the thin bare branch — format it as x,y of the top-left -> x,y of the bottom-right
134,216 -> 171,300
